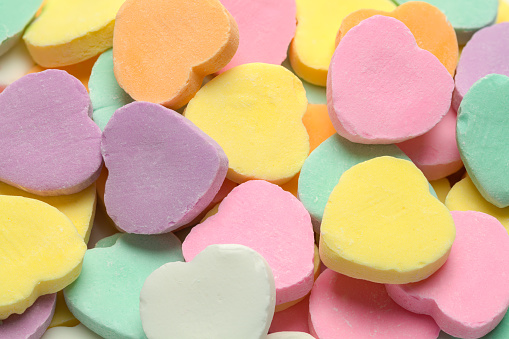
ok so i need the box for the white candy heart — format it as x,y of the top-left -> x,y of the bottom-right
41,325 -> 102,339
140,244 -> 276,339
268,332 -> 315,339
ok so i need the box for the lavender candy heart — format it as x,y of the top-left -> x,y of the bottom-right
101,101 -> 228,234
0,294 -> 56,339
0,69 -> 102,195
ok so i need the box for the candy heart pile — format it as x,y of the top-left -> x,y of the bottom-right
1,0 -> 509,338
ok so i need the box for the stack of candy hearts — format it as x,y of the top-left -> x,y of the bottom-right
2,0 -> 509,338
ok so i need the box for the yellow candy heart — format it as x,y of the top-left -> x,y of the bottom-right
23,0 -> 125,67
289,0 -> 395,86
320,156 -> 455,284
430,178 -> 451,204
0,182 -> 96,242
185,63 -> 309,185
446,176 -> 509,232
0,195 -> 86,319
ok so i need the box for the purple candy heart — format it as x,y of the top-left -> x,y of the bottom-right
0,69 -> 102,195
101,101 -> 228,234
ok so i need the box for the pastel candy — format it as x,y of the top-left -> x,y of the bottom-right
183,180 -> 315,305
140,244 -> 276,339
0,41 -> 35,92
41,325 -> 102,339
23,0 -> 125,67
397,107 -> 462,180
219,0 -> 295,72
48,292 -> 78,328
89,49 -> 133,131
453,23 -> 509,111
0,182 -> 97,242
0,0 -> 42,56
431,178 -> 451,204
327,15 -> 454,144
101,101 -> 228,234
64,233 -> 184,339
269,296 -> 311,334
309,269 -> 440,339
185,63 -> 308,185
267,333 -> 314,339
446,177 -> 509,232
392,0 -> 498,44
499,0 -> 509,23
0,294 -> 56,339
337,1 -> 458,76
0,69 -> 102,196
457,74 -> 509,208
282,60 -> 326,105
320,156 -> 455,284
0,195 -> 86,319
289,0 -> 395,86
387,211 -> 509,338
113,0 -> 239,109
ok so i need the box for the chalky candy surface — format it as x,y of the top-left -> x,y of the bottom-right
269,296 -> 311,334
267,332 -> 314,339
41,324 -> 102,339
0,0 -> 42,56
387,211 -> 509,339
0,69 -> 102,196
0,41 -> 35,91
102,101 -> 227,234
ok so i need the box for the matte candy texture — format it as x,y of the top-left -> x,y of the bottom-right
337,1 -> 458,76
140,244 -> 276,339
309,269 -> 440,339
48,292 -> 78,328
0,195 -> 86,319
320,156 -> 455,284
269,296 -> 311,334
185,63 -> 308,185
0,0 -> 42,56
64,233 -> 184,339
0,69 -> 102,196
289,0 -> 395,86
0,294 -> 56,339
453,23 -> 509,111
41,325 -> 102,339
89,49 -> 133,131
101,101 -> 228,234
446,177 -> 509,232
397,107 -> 462,181
327,15 -> 454,144
499,0 -> 509,23
267,333 -> 314,339
298,134 -> 409,227
183,180 -> 315,305
23,0 -> 125,67
0,41 -> 35,92
113,0 -> 239,109
457,74 -> 509,208
219,0 -> 295,72
387,211 -> 509,339
393,0 -> 498,44
0,183 -> 97,242
282,60 -> 326,105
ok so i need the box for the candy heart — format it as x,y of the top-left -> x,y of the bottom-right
267,332 -> 314,339
23,0 -> 125,67
0,195 -> 86,319
453,23 -> 509,111
327,15 -> 453,144
499,0 -> 509,23
387,211 -> 509,338
49,291 -> 79,328
183,180 -> 315,305
140,244 -> 276,339
218,0 -> 295,72
393,0 -> 498,44
0,69 -> 102,196
42,324 -> 102,339
185,63 -> 309,185
64,233 -> 184,339
282,60 -> 326,105
0,182 -> 97,242
269,296 -> 311,334
337,1 -> 458,76
320,156 -> 455,284
446,177 -> 509,232
289,0 -> 395,86
89,49 -> 133,131
0,41 -> 35,92
431,178 -> 451,204
0,0 -> 42,56
309,269 -> 440,339
113,0 -> 239,109
102,101 -> 228,234
0,294 -> 56,339
457,74 -> 509,208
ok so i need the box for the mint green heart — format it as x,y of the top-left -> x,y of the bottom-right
0,0 -> 42,56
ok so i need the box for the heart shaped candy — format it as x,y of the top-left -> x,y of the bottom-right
267,333 -> 314,339
327,15 -> 453,144
0,69 -> 102,196
101,101 -> 228,234
0,0 -> 42,56
42,324 -> 102,339
140,244 -> 276,339
183,180 -> 315,305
